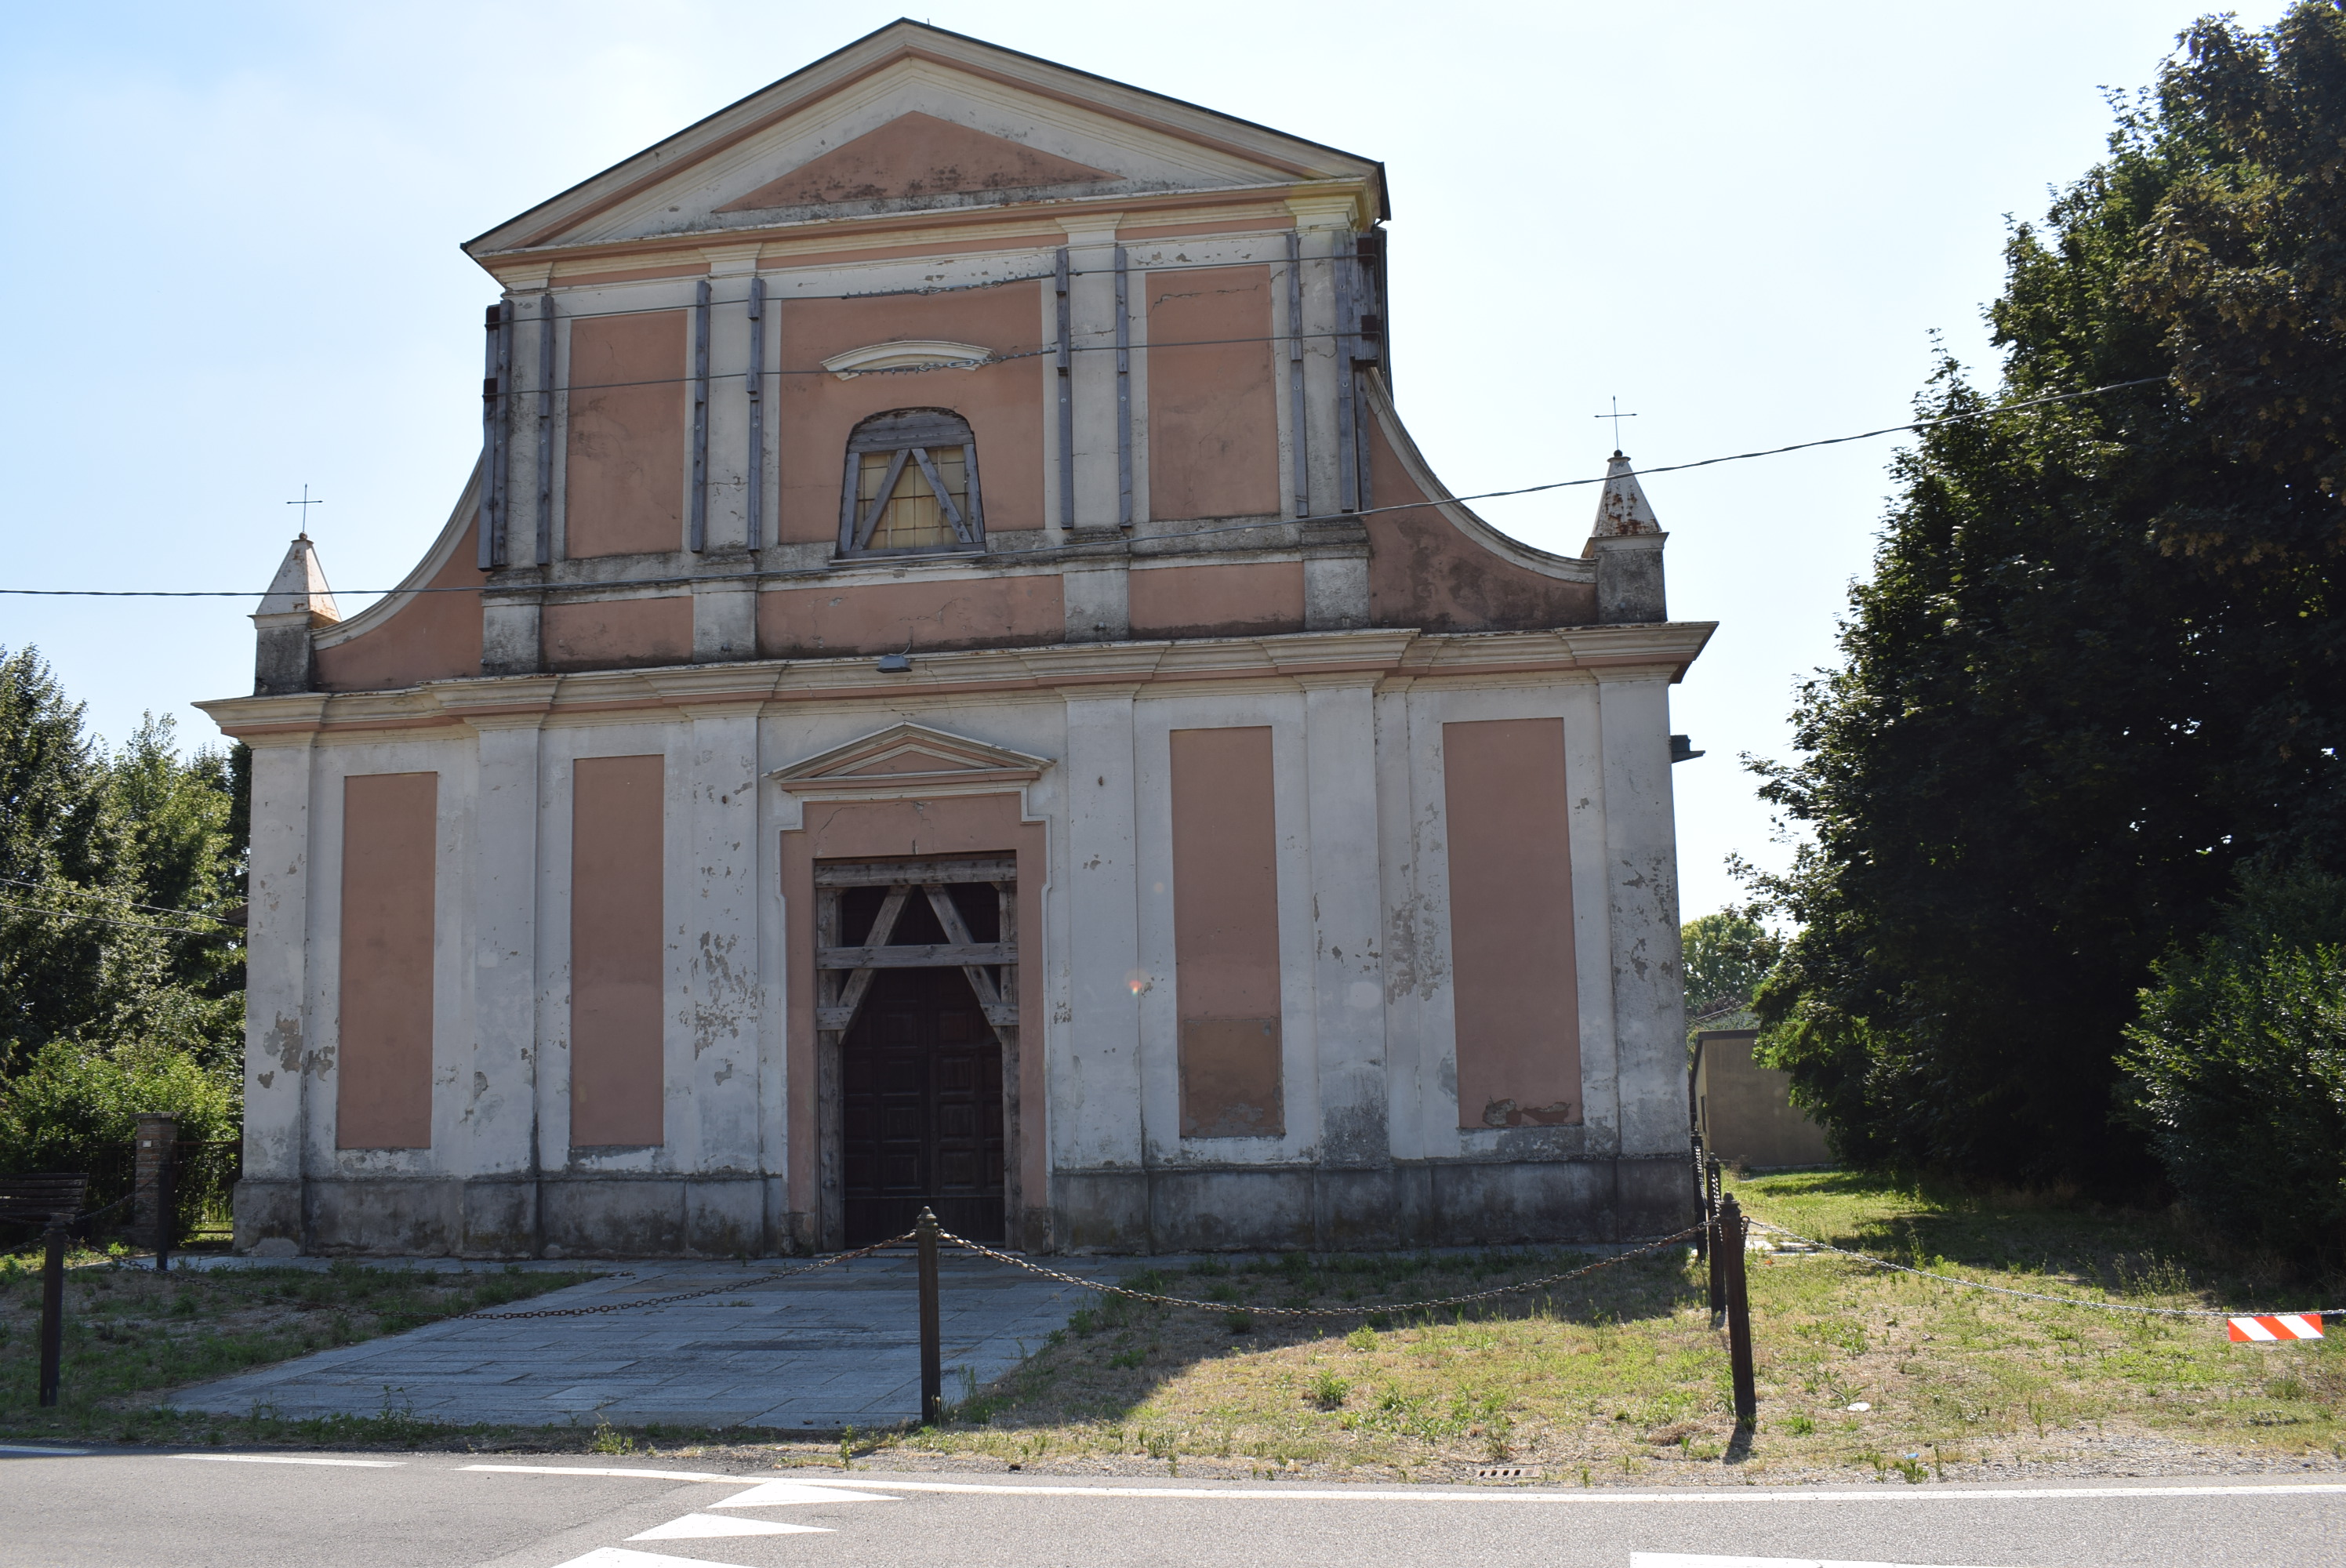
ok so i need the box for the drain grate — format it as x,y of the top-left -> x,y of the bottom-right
1475,1466 -> 1531,1479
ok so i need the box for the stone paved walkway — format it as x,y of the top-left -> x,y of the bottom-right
168,1250 -> 1130,1432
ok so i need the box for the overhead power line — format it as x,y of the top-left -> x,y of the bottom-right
0,896 -> 231,938
0,376 -> 2169,601
0,875 -> 234,921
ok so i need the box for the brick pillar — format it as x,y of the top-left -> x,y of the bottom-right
133,1112 -> 177,1251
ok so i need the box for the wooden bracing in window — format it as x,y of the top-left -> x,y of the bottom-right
837,409 -> 985,556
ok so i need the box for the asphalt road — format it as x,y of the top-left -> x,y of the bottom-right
2,1448 -> 2341,1567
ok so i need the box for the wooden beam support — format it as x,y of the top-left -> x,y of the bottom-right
815,858 -> 1017,887
819,942 -> 1013,970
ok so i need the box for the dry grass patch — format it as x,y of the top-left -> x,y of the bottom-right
840,1172 -> 2346,1484
0,1250 -> 597,1446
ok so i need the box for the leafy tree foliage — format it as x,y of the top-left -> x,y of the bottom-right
2119,866 -> 2346,1264
1747,5 -> 2346,1189
0,648 -> 246,1163
1682,909 -> 1776,1020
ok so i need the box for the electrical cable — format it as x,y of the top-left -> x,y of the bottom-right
0,875 -> 234,922
0,374 -> 2172,602
0,896 -> 230,938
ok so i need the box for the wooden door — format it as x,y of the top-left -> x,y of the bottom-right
841,965 -> 1004,1246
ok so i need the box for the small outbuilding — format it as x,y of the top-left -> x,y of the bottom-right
1690,1030 -> 1832,1172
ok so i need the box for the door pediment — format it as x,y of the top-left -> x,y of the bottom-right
770,722 -> 1051,796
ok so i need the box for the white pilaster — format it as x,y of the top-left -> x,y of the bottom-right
462,704 -> 552,1181
1596,671 -> 1688,1157
1287,198 -> 1352,517
1373,680 -> 1425,1161
242,722 -> 325,1184
1058,688 -> 1145,1170
680,704 -> 764,1174
699,246 -> 761,553
1299,676 -> 1387,1163
1061,220 -> 1124,531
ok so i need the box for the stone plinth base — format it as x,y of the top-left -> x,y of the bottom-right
234,1156 -> 1693,1258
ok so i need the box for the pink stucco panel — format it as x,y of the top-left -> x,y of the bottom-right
338,771 -> 438,1149
1443,718 -> 1582,1128
1146,263 -> 1280,521
543,596 -> 695,671
1128,561 -> 1305,640
571,755 -> 666,1149
313,519 -> 487,693
1170,726 -> 1284,1138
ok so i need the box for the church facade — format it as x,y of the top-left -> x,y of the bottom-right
199,22 -> 1712,1258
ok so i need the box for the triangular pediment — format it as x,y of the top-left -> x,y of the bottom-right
770,723 -> 1051,794
467,21 -> 1382,257
717,111 -> 1110,213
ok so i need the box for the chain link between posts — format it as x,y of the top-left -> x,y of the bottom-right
929,1223 -> 1710,1319
1745,1218 -> 2344,1320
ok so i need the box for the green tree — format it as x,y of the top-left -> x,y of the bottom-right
1746,5 -> 2346,1188
1682,909 -> 1774,1019
0,646 -> 140,1068
2119,866 -> 2346,1265
0,648 -> 245,1083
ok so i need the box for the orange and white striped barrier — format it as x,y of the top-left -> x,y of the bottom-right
2228,1313 -> 2325,1342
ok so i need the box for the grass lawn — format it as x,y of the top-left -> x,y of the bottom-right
2,1174 -> 2338,1486
835,1171 -> 2344,1484
0,1248 -> 597,1447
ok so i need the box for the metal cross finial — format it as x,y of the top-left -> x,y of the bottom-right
285,485 -> 325,537
1594,397 -> 1639,450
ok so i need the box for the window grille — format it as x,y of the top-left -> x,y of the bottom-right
838,409 -> 984,557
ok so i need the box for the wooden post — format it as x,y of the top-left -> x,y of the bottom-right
38,1218 -> 66,1407
1720,1193 -> 1757,1428
135,1112 -> 176,1262
916,1207 -> 942,1427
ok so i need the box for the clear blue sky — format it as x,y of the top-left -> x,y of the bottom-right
2,0 -> 2223,917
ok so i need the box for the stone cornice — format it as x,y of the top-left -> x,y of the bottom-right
194,623 -> 1717,740
479,181 -> 1357,291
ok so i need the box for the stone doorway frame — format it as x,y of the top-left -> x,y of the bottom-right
814,857 -> 1019,1254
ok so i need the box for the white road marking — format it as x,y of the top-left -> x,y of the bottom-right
631,1513 -> 830,1540
1633,1556 -> 2013,1567
0,1446 -> 91,1457
550,1551 -> 757,1568
835,1478 -> 2346,1505
709,1479 -> 902,1508
180,1454 -> 403,1468
459,1465 -> 737,1483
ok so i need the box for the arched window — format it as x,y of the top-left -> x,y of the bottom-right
838,408 -> 984,557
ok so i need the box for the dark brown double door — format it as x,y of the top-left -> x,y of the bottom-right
841,966 -> 1004,1247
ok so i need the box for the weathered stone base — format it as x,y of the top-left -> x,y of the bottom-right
235,1157 -> 1693,1258
1052,1156 -> 1694,1253
232,1174 -> 791,1258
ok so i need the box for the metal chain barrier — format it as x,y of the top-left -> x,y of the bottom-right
1746,1217 -> 2344,1320
66,1181 -> 147,1232
932,1222 -> 1709,1319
